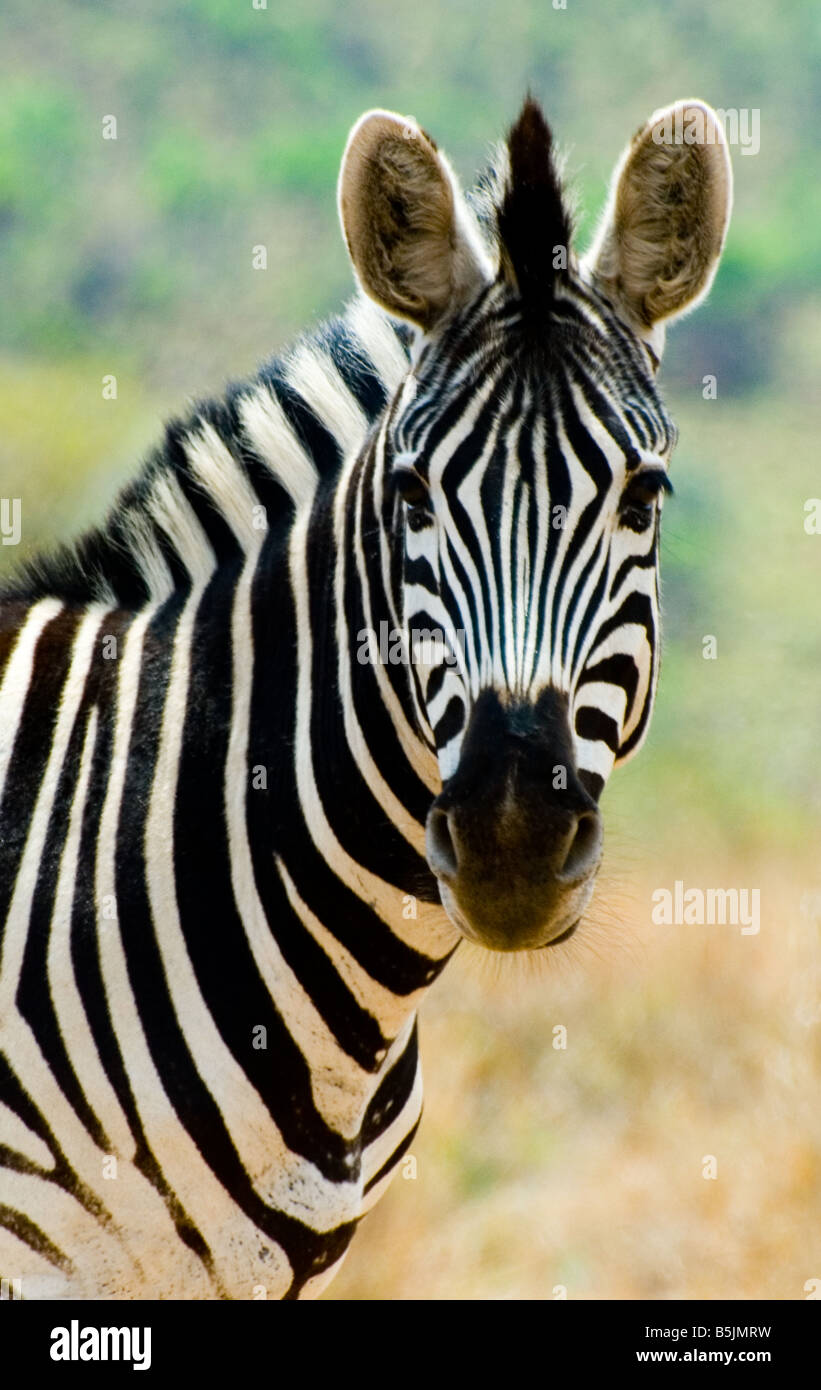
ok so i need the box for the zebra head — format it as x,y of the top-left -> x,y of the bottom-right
339,98 -> 732,951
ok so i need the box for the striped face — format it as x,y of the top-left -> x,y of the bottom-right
383,280 -> 675,948
390,279 -> 676,797
340,96 -> 731,949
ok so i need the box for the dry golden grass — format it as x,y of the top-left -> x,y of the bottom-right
325,852 -> 821,1300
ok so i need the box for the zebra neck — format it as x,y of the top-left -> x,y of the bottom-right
0,293 -> 460,1020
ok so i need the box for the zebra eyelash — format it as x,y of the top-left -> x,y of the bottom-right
618,467 -> 674,532
390,457 -> 434,532
624,466 -> 674,499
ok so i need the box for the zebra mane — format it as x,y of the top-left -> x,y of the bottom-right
477,97 -> 574,318
2,302 -> 410,609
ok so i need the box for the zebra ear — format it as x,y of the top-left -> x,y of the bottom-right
338,109 -> 492,332
582,100 -> 732,356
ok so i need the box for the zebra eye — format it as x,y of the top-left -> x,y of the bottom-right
619,468 -> 673,533
393,465 -> 433,531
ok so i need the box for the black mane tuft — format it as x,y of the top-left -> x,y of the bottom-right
496,97 -> 573,316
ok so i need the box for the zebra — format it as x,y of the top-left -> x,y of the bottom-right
0,96 -> 731,1300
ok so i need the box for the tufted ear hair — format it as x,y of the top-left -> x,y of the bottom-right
338,109 -> 492,332
581,100 -> 733,359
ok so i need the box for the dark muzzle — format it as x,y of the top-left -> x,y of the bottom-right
425,687 -> 602,950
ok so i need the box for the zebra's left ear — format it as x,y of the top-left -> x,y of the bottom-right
338,109 -> 492,332
581,101 -> 733,360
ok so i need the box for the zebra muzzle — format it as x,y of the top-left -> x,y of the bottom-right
425,688 -> 603,951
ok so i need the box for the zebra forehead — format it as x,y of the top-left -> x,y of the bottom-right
405,267 -> 666,402
399,303 -> 673,470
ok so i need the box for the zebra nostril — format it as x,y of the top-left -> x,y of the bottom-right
426,805 -> 459,881
556,809 -> 603,884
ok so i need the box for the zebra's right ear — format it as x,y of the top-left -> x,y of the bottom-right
338,110 -> 492,332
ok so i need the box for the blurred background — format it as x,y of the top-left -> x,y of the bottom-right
1,0 -> 819,1298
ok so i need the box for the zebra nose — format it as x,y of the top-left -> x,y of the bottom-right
425,805 -> 459,881
424,793 -> 603,950
424,688 -> 605,949
554,807 -> 603,884
426,801 -> 602,886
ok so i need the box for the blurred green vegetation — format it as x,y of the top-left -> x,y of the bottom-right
2,0 -> 820,388
1,0 -> 819,862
